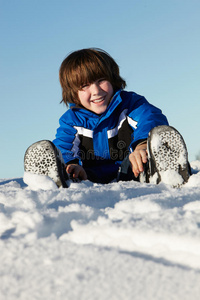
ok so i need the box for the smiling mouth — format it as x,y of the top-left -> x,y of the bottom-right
91,96 -> 105,103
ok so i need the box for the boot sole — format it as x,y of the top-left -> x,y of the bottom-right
24,140 -> 68,188
147,126 -> 190,187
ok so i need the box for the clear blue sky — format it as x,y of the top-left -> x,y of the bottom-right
0,0 -> 200,179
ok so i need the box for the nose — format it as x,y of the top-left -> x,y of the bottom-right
91,82 -> 101,95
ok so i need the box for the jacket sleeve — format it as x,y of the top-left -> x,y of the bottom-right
127,95 -> 169,151
53,114 -> 81,165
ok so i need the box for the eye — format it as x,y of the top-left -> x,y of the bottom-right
98,78 -> 106,83
80,83 -> 89,90
98,78 -> 108,86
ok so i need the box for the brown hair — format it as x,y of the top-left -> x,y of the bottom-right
59,48 -> 126,106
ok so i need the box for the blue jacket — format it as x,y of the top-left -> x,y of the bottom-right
53,90 -> 168,177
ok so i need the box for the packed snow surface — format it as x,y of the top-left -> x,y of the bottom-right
1,161 -> 200,299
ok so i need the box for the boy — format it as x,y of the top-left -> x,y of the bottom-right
24,48 -> 190,187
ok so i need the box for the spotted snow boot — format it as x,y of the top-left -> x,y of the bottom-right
147,125 -> 190,187
24,140 -> 69,188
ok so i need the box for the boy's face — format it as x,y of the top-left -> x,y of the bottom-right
78,79 -> 113,114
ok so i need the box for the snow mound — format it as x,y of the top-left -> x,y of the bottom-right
0,161 -> 200,299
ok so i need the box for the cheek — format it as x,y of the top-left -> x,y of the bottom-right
107,83 -> 114,96
78,91 -> 90,106
102,82 -> 113,94
78,91 -> 84,102
77,90 -> 81,99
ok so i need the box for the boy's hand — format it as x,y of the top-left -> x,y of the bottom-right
66,164 -> 87,180
129,142 -> 148,178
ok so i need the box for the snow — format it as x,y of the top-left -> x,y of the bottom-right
23,171 -> 58,191
1,161 -> 200,299
159,170 -> 184,186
